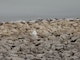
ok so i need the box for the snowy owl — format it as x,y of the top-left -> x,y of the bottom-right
31,30 -> 38,37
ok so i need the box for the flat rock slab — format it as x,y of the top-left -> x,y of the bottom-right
0,19 -> 80,60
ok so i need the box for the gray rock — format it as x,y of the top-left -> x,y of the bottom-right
0,19 -> 80,60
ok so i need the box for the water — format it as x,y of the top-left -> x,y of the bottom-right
0,0 -> 80,22
0,16 -> 79,22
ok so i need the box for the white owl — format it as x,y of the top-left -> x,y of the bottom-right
31,30 -> 38,37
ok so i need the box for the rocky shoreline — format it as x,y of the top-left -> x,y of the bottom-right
0,19 -> 80,60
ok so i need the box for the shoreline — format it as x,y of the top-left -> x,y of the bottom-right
0,18 -> 80,22
0,19 -> 80,36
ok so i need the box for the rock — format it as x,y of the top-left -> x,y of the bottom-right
0,19 -> 80,60
12,57 -> 24,60
38,30 -> 50,38
37,54 -> 44,57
